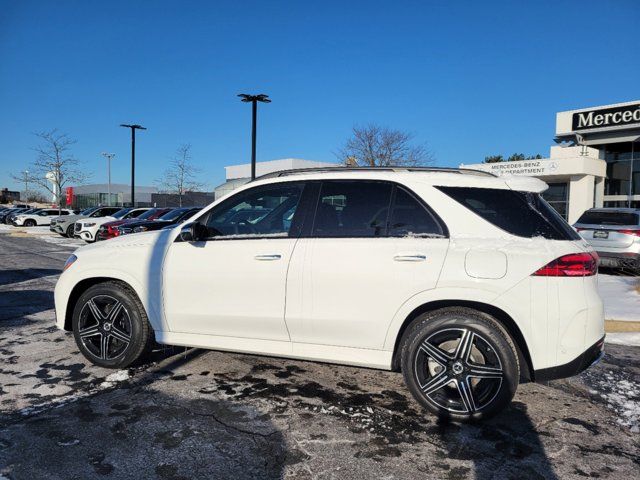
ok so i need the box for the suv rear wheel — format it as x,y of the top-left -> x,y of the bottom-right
72,281 -> 154,369
400,307 -> 519,422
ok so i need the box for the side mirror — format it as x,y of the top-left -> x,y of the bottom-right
179,222 -> 208,242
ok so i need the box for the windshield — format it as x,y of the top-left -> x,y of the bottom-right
158,208 -> 189,221
80,207 -> 97,215
577,211 -> 639,226
112,208 -> 132,219
136,209 -> 159,220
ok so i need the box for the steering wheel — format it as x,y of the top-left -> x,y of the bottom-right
233,221 -> 257,235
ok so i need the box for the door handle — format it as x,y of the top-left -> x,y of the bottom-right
393,253 -> 426,262
254,254 -> 282,261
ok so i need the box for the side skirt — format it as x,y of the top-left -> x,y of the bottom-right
155,331 -> 393,370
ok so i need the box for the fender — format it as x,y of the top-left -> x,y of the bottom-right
382,285 -> 532,354
57,267 -> 167,333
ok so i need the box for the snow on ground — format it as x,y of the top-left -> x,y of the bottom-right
583,366 -> 640,433
606,332 -> 640,347
598,274 -> 640,322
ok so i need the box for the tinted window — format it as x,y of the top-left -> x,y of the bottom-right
577,211 -> 639,226
313,181 -> 392,237
389,188 -> 444,237
124,209 -> 147,219
60,211 -> 69,215
437,186 -> 580,240
112,208 -> 131,219
206,183 -> 303,238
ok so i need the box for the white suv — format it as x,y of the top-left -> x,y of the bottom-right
14,208 -> 74,226
74,207 -> 149,242
54,168 -> 604,421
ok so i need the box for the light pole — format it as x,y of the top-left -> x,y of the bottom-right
238,94 -> 271,180
119,124 -> 146,206
23,170 -> 28,202
101,152 -> 115,206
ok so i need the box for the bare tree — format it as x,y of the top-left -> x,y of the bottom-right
157,144 -> 205,206
336,123 -> 434,167
12,130 -> 89,210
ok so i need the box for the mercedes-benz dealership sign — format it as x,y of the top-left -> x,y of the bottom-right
572,103 -> 640,131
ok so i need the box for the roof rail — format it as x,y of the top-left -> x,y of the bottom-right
254,166 -> 496,181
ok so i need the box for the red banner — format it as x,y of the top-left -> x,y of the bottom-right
65,187 -> 74,206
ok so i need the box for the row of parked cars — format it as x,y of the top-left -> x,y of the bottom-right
0,204 -> 201,242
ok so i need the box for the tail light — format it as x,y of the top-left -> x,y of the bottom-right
618,229 -> 640,237
106,225 -> 120,237
532,252 -> 598,277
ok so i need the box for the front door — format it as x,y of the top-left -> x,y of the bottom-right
163,182 -> 307,341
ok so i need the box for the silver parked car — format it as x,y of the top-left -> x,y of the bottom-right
574,208 -> 640,270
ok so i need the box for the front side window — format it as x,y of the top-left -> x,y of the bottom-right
313,181 -> 392,237
205,183 -> 304,238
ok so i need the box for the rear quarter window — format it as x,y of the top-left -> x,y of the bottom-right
436,186 -> 580,241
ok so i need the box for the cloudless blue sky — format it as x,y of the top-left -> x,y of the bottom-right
1,0 -> 638,192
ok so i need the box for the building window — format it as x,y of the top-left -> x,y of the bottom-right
603,141 -> 640,199
542,182 -> 569,219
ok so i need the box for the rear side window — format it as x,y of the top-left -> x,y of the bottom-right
313,181 -> 392,237
437,186 -> 580,240
577,211 -> 639,226
389,188 -> 444,237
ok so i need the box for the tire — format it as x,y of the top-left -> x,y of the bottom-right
72,281 -> 154,369
65,224 -> 75,238
400,307 -> 519,422
24,219 -> 36,227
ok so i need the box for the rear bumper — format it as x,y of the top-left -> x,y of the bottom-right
534,335 -> 605,382
597,251 -> 640,268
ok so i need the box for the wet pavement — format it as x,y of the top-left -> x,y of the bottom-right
0,231 -> 638,479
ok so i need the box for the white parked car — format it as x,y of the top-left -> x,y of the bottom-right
74,207 -> 149,242
14,208 -> 74,226
55,167 -> 604,421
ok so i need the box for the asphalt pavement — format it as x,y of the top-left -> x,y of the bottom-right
0,229 -> 638,479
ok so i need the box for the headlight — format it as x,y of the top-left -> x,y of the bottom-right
83,222 -> 96,227
63,254 -> 77,272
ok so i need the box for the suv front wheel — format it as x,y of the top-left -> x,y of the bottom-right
400,307 -> 519,422
72,281 -> 154,369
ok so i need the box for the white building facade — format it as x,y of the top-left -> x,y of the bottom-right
462,100 -> 640,224
214,158 -> 337,199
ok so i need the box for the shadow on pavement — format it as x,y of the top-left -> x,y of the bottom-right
0,290 -> 54,322
0,268 -> 60,286
437,401 -> 558,479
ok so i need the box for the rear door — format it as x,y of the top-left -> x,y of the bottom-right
285,180 -> 449,349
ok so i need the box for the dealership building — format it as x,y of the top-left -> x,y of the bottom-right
462,100 -> 640,224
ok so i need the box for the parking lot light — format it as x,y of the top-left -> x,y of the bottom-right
238,94 -> 271,180
101,152 -> 115,206
119,124 -> 147,206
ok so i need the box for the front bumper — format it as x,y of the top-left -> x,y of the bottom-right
78,229 -> 96,241
534,336 -> 605,382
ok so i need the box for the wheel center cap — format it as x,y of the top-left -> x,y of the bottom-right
103,323 -> 112,332
452,361 -> 464,374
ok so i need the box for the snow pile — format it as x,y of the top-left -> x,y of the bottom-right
598,275 -> 640,322
606,332 -> 640,347
100,370 -> 131,389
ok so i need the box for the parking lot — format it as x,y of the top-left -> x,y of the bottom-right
0,226 -> 638,479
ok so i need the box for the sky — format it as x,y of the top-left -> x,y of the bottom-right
1,0 -> 639,192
